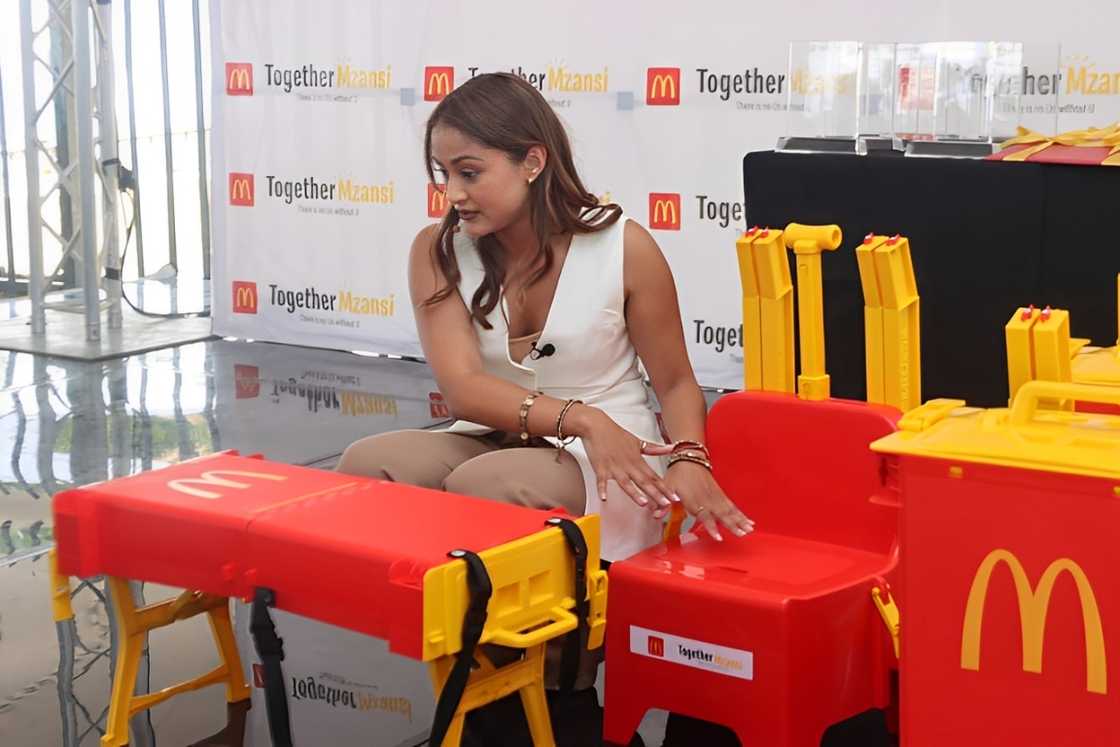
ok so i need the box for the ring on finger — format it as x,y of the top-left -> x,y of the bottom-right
639,440 -> 648,451
694,506 -> 709,515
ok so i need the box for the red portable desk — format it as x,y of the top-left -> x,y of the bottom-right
52,450 -> 582,658
872,385 -> 1120,746
245,479 -> 575,659
52,452 -> 359,598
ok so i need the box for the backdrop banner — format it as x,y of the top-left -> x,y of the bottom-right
210,0 -> 1120,390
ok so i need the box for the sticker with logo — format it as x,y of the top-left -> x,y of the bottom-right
226,62 -> 253,96
647,67 -> 681,105
424,66 -> 455,101
629,625 -> 753,680
229,173 -> 254,207
427,183 -> 449,218
233,281 -> 258,314
648,193 -> 681,231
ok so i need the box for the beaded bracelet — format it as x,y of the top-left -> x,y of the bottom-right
519,391 -> 543,443
667,452 -> 713,471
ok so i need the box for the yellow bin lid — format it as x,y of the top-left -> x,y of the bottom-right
871,381 -> 1120,481
1072,345 -> 1120,386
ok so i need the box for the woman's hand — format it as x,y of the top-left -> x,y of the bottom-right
572,405 -> 677,515
664,461 -> 754,541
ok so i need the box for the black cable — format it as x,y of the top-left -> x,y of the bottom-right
111,163 -> 209,319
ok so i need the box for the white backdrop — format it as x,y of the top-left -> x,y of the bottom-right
209,0 -> 1120,389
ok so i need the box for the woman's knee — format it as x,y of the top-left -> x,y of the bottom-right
444,449 -> 585,513
336,430 -> 441,486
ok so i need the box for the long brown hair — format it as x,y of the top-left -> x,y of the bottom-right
423,72 -> 622,329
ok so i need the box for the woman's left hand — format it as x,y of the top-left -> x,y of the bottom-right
664,461 -> 754,541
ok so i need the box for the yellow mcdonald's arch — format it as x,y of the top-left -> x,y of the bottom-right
235,286 -> 256,309
961,549 -> 1107,694
231,178 -> 252,201
650,74 -> 677,100
228,68 -> 251,90
168,470 -> 286,500
427,72 -> 451,97
430,188 -> 447,213
652,200 -> 677,225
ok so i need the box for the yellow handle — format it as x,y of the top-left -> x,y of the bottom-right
486,606 -> 578,648
782,223 -> 842,252
1011,381 -> 1120,426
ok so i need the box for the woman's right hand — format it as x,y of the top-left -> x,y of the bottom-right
571,405 -> 677,516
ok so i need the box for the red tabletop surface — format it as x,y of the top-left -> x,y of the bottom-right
53,451 -> 568,657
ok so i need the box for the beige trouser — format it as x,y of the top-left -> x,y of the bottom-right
337,429 -> 601,690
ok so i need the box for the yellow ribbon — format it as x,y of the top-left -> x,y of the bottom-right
998,123 -> 1120,166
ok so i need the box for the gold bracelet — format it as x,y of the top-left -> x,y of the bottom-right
671,440 -> 711,460
667,453 -> 712,471
555,399 -> 583,460
519,391 -> 543,443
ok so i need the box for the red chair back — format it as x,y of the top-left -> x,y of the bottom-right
708,391 -> 899,555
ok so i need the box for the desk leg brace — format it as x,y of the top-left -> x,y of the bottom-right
251,587 -> 293,747
101,579 -> 249,747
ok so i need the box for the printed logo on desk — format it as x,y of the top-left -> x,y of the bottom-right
235,365 -> 260,399
427,183 -> 449,218
648,636 -> 665,657
229,173 -> 255,207
226,63 -> 253,96
648,193 -> 681,231
424,66 -> 454,101
233,281 -> 258,314
646,68 -> 681,106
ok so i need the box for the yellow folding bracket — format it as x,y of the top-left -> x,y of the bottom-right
1005,306 -> 1074,411
784,223 -> 842,401
423,514 -> 607,747
856,234 -> 922,412
101,580 -> 249,747
735,227 -> 795,393
872,583 -> 901,659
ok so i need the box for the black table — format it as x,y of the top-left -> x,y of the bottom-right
743,151 -> 1118,407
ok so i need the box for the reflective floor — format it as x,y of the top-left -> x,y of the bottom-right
0,338 -> 447,746
0,333 -> 710,745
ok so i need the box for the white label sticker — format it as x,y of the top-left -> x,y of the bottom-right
628,625 -> 754,680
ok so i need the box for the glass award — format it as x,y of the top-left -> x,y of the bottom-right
777,41 -> 861,153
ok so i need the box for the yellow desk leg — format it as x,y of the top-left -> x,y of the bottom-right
427,645 -> 556,747
1006,306 -> 1039,405
784,223 -> 842,401
100,579 -> 249,747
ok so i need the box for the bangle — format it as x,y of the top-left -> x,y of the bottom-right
519,391 -> 543,443
671,440 -> 710,460
555,399 -> 583,460
667,453 -> 712,471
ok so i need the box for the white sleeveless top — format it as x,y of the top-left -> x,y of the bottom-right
443,215 -> 664,561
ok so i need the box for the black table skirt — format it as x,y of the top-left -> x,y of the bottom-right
743,151 -> 1118,407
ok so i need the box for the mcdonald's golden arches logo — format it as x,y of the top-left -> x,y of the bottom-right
226,62 -> 253,96
167,469 -> 287,500
648,193 -> 681,231
229,173 -> 254,207
961,549 -> 1107,694
232,281 -> 258,315
646,68 -> 681,106
424,66 -> 454,101
427,183 -> 449,218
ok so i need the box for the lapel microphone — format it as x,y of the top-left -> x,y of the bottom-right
529,341 -> 556,359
